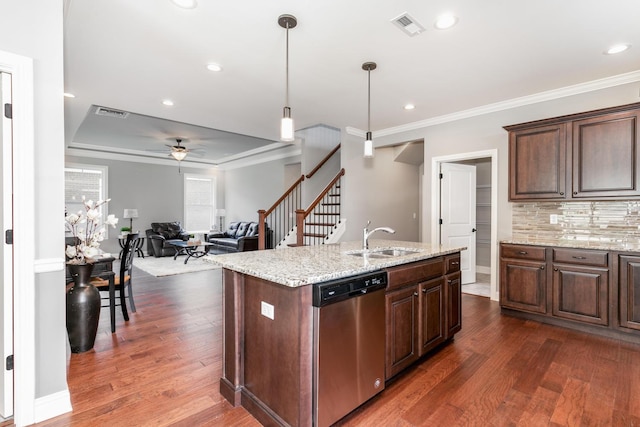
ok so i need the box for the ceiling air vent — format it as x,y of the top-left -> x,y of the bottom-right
391,12 -> 425,37
94,106 -> 129,119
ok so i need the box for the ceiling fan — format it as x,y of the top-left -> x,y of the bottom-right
168,138 -> 190,161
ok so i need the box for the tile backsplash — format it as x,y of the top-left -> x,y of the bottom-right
512,201 -> 640,246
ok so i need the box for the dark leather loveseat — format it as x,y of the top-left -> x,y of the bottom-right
206,221 -> 272,253
145,221 -> 190,257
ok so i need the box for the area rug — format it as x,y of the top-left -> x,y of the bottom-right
131,255 -> 221,277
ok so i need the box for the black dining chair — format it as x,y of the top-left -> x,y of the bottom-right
91,232 -> 139,331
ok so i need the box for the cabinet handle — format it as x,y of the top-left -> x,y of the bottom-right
540,265 -> 545,270
554,268 -> 558,271
572,256 -> 586,260
422,288 -> 427,293
451,261 -> 459,265
560,192 -> 564,195
448,280 -> 453,284
573,191 -> 578,195
413,292 -> 418,297
518,251 -> 528,255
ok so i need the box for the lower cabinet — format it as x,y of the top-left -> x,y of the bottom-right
619,255 -> 640,331
384,255 -> 460,380
552,263 -> 609,326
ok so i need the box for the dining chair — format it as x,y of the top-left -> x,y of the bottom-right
91,232 -> 139,331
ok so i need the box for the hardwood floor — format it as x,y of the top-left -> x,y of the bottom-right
33,265 -> 640,426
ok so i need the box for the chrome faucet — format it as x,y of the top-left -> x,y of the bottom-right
363,220 -> 395,250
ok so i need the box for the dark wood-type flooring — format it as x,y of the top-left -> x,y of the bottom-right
29,265 -> 640,426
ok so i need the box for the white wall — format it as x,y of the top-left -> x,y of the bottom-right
297,125 -> 341,207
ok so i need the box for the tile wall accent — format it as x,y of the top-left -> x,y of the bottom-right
512,201 -> 640,246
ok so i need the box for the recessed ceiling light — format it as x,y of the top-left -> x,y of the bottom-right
162,99 -> 174,106
605,44 -> 630,55
171,0 -> 197,9
207,63 -> 223,72
63,92 -> 75,98
404,104 -> 415,110
434,13 -> 458,30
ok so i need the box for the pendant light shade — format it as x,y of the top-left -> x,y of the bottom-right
362,62 -> 377,158
278,14 -> 297,142
171,149 -> 187,161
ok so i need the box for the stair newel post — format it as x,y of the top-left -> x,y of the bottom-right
296,209 -> 305,247
258,210 -> 267,250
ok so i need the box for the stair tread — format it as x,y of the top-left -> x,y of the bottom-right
313,213 -> 340,215
303,233 -> 328,238
306,223 -> 335,226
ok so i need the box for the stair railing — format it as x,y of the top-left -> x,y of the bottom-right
296,168 -> 345,247
305,144 -> 341,179
258,174 -> 304,250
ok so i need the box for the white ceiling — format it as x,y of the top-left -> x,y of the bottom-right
63,0 -> 640,167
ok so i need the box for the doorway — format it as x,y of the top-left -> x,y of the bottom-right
431,149 -> 498,301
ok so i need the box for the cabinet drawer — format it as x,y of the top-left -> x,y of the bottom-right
386,258 -> 444,292
501,244 -> 546,261
553,248 -> 608,267
445,254 -> 460,274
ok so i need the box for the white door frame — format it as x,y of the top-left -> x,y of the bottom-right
0,50 -> 36,426
431,149 -> 499,301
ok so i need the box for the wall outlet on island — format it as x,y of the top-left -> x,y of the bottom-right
550,214 -> 558,225
261,301 -> 275,320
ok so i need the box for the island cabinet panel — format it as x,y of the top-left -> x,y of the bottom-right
619,255 -> 640,331
419,278 -> 445,355
444,254 -> 462,338
551,264 -> 609,326
508,123 -> 567,200
385,285 -> 419,379
505,102 -> 640,201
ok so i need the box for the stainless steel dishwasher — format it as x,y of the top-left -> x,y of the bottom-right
312,270 -> 387,427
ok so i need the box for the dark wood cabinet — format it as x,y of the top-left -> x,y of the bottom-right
384,255 -> 460,380
500,245 -> 547,314
505,103 -> 640,201
551,264 -> 609,326
385,285 -> 419,379
619,255 -> 640,331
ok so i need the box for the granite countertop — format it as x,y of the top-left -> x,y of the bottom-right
501,238 -> 640,253
202,240 -> 465,287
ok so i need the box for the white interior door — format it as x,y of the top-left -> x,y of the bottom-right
440,162 -> 476,284
0,71 -> 14,418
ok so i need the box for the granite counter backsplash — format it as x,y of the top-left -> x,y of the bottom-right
511,201 -> 640,251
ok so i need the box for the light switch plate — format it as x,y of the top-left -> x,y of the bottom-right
261,301 -> 275,320
550,214 -> 558,225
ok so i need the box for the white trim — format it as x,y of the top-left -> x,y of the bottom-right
183,173 -> 217,233
347,69 -> 640,138
432,149 -> 499,301
0,50 -> 38,426
33,390 -> 72,423
34,258 -> 65,274
65,163 -> 111,238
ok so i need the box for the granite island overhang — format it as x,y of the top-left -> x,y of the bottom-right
203,240 -> 466,426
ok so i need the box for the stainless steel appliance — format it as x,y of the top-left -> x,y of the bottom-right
312,270 -> 387,427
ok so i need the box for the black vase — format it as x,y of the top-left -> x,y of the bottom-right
66,263 -> 101,353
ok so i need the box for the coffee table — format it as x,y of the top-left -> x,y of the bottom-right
169,241 -> 215,264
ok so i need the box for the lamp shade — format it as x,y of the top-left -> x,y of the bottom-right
123,209 -> 138,219
215,209 -> 226,217
171,150 -> 187,161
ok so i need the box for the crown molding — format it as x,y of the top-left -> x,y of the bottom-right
347,69 -> 640,138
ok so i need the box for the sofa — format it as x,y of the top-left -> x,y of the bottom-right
206,221 -> 272,253
145,221 -> 190,257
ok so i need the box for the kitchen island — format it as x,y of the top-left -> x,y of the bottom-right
206,240 -> 464,427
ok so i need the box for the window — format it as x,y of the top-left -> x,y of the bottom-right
65,164 -> 110,235
184,174 -> 216,233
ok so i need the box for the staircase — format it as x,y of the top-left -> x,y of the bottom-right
258,144 -> 344,249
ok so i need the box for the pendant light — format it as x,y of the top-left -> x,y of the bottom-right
362,61 -> 377,158
278,14 -> 297,142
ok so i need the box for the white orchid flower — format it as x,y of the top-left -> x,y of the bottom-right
65,245 -> 78,259
105,214 -> 118,227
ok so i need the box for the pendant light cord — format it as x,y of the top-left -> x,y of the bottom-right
367,68 -> 371,133
285,23 -> 290,107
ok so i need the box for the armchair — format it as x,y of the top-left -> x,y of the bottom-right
145,221 -> 190,257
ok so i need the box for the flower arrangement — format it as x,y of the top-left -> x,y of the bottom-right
65,196 -> 118,264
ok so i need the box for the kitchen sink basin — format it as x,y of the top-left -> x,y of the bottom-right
346,248 -> 420,258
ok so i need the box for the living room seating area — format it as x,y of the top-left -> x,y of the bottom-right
145,221 -> 190,257
206,221 -> 272,253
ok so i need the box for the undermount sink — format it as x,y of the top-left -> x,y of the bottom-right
347,248 -> 420,258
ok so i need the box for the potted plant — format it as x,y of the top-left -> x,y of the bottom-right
65,196 -> 118,352
120,226 -> 131,236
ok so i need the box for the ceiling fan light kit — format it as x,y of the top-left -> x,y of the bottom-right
279,14 -> 297,142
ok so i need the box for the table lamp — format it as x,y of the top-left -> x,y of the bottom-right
216,208 -> 226,231
123,209 -> 139,230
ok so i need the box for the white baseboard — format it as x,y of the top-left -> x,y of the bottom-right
34,389 -> 72,423
476,265 -> 491,275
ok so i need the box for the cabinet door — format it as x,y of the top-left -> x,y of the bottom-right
572,110 -> 640,198
419,278 -> 445,355
619,255 -> 640,331
500,259 -> 547,313
509,124 -> 567,200
445,272 -> 461,338
385,285 -> 419,379
552,264 -> 609,326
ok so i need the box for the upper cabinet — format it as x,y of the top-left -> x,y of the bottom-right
506,103 -> 640,201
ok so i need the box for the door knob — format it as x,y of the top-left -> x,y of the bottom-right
472,228 -> 477,232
